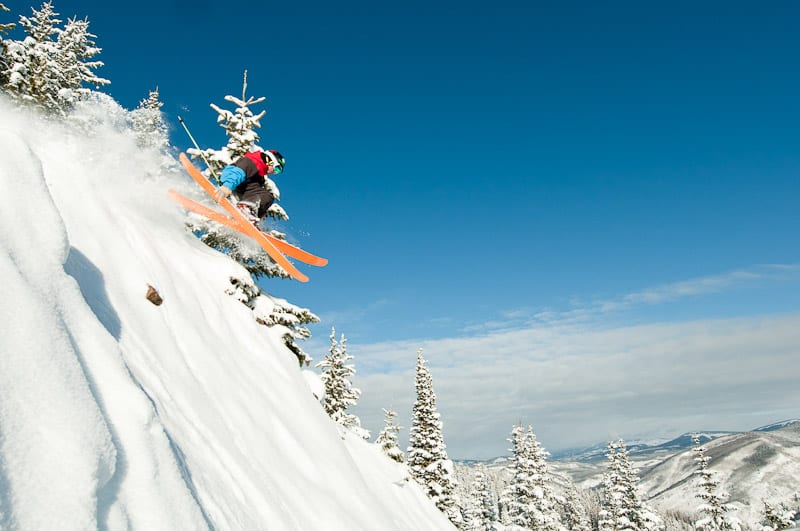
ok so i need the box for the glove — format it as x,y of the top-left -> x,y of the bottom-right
213,186 -> 231,201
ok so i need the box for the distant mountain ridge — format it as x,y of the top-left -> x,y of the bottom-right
456,419 -> 800,464
550,419 -> 800,462
753,419 -> 800,432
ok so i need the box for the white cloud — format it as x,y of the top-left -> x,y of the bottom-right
348,266 -> 800,459
572,265 -> 793,316
618,269 -> 762,306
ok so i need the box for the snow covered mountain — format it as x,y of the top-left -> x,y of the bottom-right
640,423 -> 800,527
0,95 -> 454,530
552,424 -> 800,528
552,420 -> 800,463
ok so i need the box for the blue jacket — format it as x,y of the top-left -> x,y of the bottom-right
219,165 -> 247,190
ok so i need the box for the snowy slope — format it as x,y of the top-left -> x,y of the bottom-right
0,95 -> 454,530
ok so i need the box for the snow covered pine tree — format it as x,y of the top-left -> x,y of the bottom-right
131,87 -> 169,151
471,465 -> 500,531
762,500 -> 797,530
375,408 -> 404,463
692,434 -> 741,530
0,2 -> 14,87
316,328 -> 369,440
1,2 -> 107,113
599,439 -> 663,531
407,348 -> 460,526
501,424 -> 563,530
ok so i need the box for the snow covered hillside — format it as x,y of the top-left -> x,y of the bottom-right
640,424 -> 800,527
0,95 -> 454,530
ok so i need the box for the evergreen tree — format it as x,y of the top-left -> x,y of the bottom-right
131,87 -> 169,150
561,484 -> 592,531
1,2 -> 106,113
501,425 -> 531,529
501,424 -> 563,530
598,441 -> 624,530
762,500 -> 797,530
692,435 -> 740,530
0,3 -> 14,86
54,16 -> 108,106
407,348 -> 460,525
316,328 -> 369,439
599,439 -> 663,531
2,1 -> 63,109
472,465 -> 499,531
527,427 -> 563,531
375,407 -> 404,463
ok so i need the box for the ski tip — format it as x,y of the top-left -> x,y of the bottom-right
292,272 -> 310,283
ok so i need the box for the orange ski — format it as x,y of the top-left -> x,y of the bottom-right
178,153 -> 309,282
167,189 -> 328,267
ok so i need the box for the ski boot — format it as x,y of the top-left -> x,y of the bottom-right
236,201 -> 260,227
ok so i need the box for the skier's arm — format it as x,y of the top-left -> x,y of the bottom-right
215,165 -> 246,199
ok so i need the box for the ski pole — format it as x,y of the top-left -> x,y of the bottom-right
177,115 -> 220,183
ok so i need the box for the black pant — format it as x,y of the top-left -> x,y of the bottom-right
234,181 -> 275,219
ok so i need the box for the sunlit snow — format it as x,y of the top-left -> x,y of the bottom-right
0,94 -> 454,530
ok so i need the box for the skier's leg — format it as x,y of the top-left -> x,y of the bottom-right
251,188 -> 275,219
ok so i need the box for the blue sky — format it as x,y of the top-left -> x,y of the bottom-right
10,0 -> 800,455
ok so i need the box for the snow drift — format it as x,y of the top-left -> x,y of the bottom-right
0,95 -> 453,530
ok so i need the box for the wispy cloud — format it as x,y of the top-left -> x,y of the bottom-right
609,268 -> 767,309
348,264 -> 800,459
472,264 -> 799,331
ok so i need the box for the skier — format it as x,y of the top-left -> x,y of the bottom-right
213,149 -> 286,225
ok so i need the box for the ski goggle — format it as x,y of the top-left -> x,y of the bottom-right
263,151 -> 284,174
